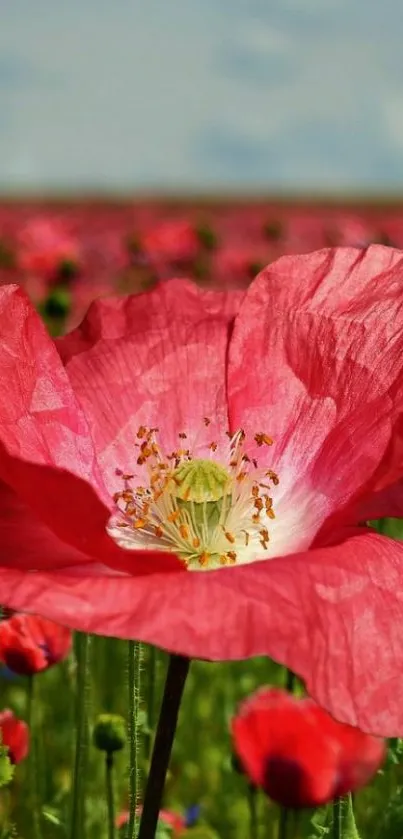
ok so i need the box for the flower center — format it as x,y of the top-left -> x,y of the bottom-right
108,424 -> 279,570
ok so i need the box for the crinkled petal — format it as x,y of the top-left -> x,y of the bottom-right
0,286 -> 179,572
57,281 -> 243,494
0,528 -> 402,734
228,246 -> 403,532
0,476 -> 181,576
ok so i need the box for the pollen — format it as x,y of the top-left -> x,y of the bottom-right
255,433 -> 274,447
108,423 -> 279,572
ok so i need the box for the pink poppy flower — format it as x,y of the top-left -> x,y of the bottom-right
141,220 -> 200,266
18,218 -> 80,282
0,246 -> 403,733
324,216 -> 373,248
232,687 -> 385,808
211,246 -> 267,288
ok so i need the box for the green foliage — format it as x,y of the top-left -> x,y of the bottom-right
0,641 -> 395,839
338,796 -> 361,839
0,740 -> 14,788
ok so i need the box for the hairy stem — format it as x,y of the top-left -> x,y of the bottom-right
145,645 -> 157,759
106,753 -> 115,839
127,641 -> 143,839
248,784 -> 258,839
138,654 -> 190,839
27,675 -> 42,839
70,632 -> 91,839
333,798 -> 342,839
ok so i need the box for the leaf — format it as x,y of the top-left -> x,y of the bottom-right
42,807 -> 66,830
184,828 -> 221,839
304,806 -> 331,838
373,786 -> 403,839
339,796 -> 361,839
0,741 -> 14,788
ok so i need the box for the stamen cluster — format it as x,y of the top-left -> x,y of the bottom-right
109,422 -> 279,570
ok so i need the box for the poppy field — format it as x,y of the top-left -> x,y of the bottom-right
1,198 -> 403,839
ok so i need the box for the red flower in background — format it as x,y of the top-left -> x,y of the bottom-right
232,688 -> 385,808
18,217 -> 80,282
0,614 -> 72,675
211,246 -> 267,288
0,247 -> 403,733
116,808 -> 185,834
324,216 -> 373,248
141,219 -> 200,267
0,709 -> 29,764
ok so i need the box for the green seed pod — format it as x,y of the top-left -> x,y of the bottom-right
92,714 -> 126,754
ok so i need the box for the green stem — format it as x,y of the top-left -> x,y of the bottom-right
106,753 -> 115,839
27,675 -> 42,839
138,655 -> 190,839
277,669 -> 296,839
146,646 -> 157,759
277,807 -> 289,839
248,784 -> 258,839
333,798 -> 342,839
127,641 -> 142,839
285,669 -> 296,693
70,632 -> 91,839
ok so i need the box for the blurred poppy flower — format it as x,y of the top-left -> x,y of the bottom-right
211,246 -> 267,288
324,216 -> 373,248
232,687 -> 386,808
18,218 -> 80,283
0,709 -> 29,764
116,807 -> 185,834
1,247 -> 403,733
141,220 -> 200,269
0,613 -> 72,675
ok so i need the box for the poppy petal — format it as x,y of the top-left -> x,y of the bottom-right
0,529 -> 401,733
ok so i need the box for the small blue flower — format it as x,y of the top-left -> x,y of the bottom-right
184,805 -> 200,827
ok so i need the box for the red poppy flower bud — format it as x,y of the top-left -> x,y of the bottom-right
232,687 -> 386,809
0,709 -> 29,764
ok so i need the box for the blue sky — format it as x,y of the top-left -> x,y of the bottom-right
0,0 -> 402,193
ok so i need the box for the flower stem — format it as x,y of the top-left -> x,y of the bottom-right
146,645 -> 157,759
26,675 -> 42,839
248,784 -> 258,839
285,668 -> 296,693
277,806 -> 289,839
333,798 -> 341,839
138,654 -> 190,839
70,632 -> 91,839
127,641 -> 143,839
106,753 -> 115,839
277,668 -> 296,839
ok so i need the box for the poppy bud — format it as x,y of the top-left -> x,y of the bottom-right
195,223 -> 218,251
93,714 -> 126,754
263,219 -> 283,242
42,287 -> 71,319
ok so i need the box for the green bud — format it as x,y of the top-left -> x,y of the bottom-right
58,258 -> 79,281
0,239 -> 16,270
196,223 -> 218,251
263,219 -> 284,242
92,714 -> 126,754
